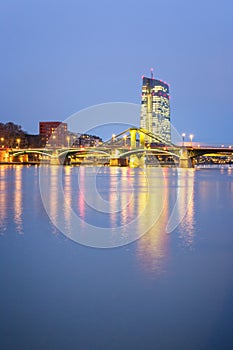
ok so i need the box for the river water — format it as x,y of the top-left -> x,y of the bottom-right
0,165 -> 233,350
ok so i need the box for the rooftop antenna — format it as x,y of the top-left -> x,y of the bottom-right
150,67 -> 154,79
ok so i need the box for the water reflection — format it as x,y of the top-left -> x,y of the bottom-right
1,166 -> 233,349
63,166 -> 73,236
1,165 -> 196,256
177,169 -> 195,248
0,165 -> 25,235
77,166 -> 86,223
137,168 -> 169,274
137,168 -> 195,274
40,166 -> 60,236
39,166 -> 197,252
0,166 -> 7,234
14,166 -> 23,234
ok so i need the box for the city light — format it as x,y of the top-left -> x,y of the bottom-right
189,134 -> 194,147
0,137 -> 4,148
182,133 -> 186,146
67,136 -> 70,148
140,74 -> 171,144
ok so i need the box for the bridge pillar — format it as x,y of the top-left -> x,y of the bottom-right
50,150 -> 60,165
139,132 -> 145,148
19,154 -> 28,163
50,157 -> 60,165
0,150 -> 6,162
110,158 -> 128,166
179,149 -> 193,168
129,154 -> 145,168
130,129 -> 137,149
20,154 -> 28,163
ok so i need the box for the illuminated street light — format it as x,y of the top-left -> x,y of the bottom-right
67,136 -> 70,148
0,137 -> 4,148
182,133 -> 186,147
16,138 -> 21,148
52,134 -> 56,147
189,134 -> 194,147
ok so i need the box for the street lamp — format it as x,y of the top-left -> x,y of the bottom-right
0,137 -> 4,148
16,138 -> 21,148
52,135 -> 56,147
189,134 -> 194,147
67,136 -> 70,148
182,133 -> 186,147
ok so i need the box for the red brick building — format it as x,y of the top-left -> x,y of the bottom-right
39,122 -> 68,147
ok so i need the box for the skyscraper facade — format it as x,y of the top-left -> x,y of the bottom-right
140,76 -> 171,143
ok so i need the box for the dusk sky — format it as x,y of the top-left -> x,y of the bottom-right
0,0 -> 232,144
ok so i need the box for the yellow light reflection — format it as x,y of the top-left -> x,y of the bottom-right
63,166 -> 72,236
14,166 -> 23,234
136,168 -> 169,274
109,167 -> 120,227
0,166 -> 7,234
136,168 -> 195,274
78,167 -> 86,223
177,169 -> 195,248
120,167 -> 135,228
48,167 -> 60,235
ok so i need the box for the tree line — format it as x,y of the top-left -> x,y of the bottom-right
0,122 -> 27,147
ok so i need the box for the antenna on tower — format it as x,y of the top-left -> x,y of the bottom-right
150,68 -> 154,79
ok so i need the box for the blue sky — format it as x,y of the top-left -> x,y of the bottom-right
0,0 -> 232,144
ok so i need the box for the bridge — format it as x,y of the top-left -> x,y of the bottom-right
1,127 -> 233,168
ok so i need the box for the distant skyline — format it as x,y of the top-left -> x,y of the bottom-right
0,0 -> 233,143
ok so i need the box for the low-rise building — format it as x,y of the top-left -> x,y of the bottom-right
39,121 -> 68,147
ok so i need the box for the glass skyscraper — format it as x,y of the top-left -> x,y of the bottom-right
140,76 -> 171,143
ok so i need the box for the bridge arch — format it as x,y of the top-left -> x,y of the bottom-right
11,150 -> 53,158
119,148 -> 180,159
57,148 -> 111,165
58,148 -> 111,159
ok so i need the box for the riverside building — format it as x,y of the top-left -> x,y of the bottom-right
39,121 -> 68,147
140,74 -> 171,143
